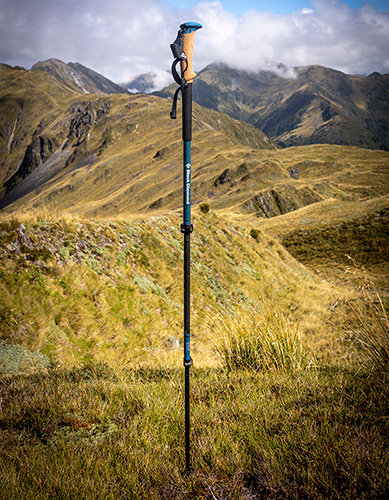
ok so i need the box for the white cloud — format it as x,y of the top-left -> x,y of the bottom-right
193,0 -> 389,76
0,0 -> 174,82
0,0 -> 388,86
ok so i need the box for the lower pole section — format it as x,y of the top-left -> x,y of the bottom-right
182,225 -> 193,475
185,364 -> 191,474
183,230 -> 191,361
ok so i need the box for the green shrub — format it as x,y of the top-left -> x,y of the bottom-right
199,203 -> 210,214
250,228 -> 259,240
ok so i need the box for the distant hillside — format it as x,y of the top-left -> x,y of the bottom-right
31,59 -> 128,95
0,63 -> 277,214
156,63 -> 389,150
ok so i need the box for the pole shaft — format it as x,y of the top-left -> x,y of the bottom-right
183,229 -> 191,475
183,230 -> 191,361
183,142 -> 191,227
182,82 -> 193,475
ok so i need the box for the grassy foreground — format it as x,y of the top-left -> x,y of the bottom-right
0,212 -> 388,498
0,364 -> 388,499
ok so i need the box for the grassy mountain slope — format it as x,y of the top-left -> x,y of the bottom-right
2,64 -> 388,226
240,145 -> 389,285
1,63 -> 388,288
0,60 -> 127,194
0,64 -> 80,190
207,144 -> 388,214
0,64 -> 277,215
156,63 -> 389,150
0,211 -> 336,368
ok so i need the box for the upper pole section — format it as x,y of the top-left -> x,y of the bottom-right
180,22 -> 202,84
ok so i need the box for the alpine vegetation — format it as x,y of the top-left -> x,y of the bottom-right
214,304 -> 312,372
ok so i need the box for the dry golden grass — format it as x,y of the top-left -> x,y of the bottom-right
0,210 -> 343,370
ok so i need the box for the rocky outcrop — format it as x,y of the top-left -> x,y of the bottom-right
4,135 -> 56,193
2,98 -> 110,199
214,168 -> 232,186
67,99 -> 110,145
243,185 -> 323,217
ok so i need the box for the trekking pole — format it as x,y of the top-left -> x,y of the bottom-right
169,21 -> 202,475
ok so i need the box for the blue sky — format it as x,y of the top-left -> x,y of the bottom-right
168,0 -> 389,16
0,0 -> 388,84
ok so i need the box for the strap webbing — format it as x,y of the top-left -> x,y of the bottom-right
170,56 -> 188,120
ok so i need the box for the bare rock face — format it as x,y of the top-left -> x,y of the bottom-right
4,99 -> 110,195
67,99 -> 110,144
244,185 -> 323,218
4,135 -> 56,193
214,168 -> 232,186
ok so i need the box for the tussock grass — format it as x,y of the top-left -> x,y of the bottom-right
213,304 -> 312,372
0,365 -> 387,499
0,212 -> 337,368
337,275 -> 389,374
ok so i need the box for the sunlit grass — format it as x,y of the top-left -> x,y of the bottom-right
213,304 -> 312,372
337,276 -> 389,374
0,212 -> 339,369
0,364 -> 387,499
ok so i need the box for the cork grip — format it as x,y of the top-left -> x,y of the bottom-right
181,31 -> 196,83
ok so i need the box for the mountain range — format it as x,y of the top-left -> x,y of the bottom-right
0,59 -> 388,220
156,62 -> 389,150
3,58 -> 388,151
0,61 -> 277,214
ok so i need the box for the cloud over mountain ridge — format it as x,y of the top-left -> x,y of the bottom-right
0,0 -> 388,85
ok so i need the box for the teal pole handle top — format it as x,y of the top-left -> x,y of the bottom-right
180,21 -> 203,33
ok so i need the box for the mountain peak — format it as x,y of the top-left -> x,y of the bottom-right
31,59 -> 127,96
32,57 -> 65,66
